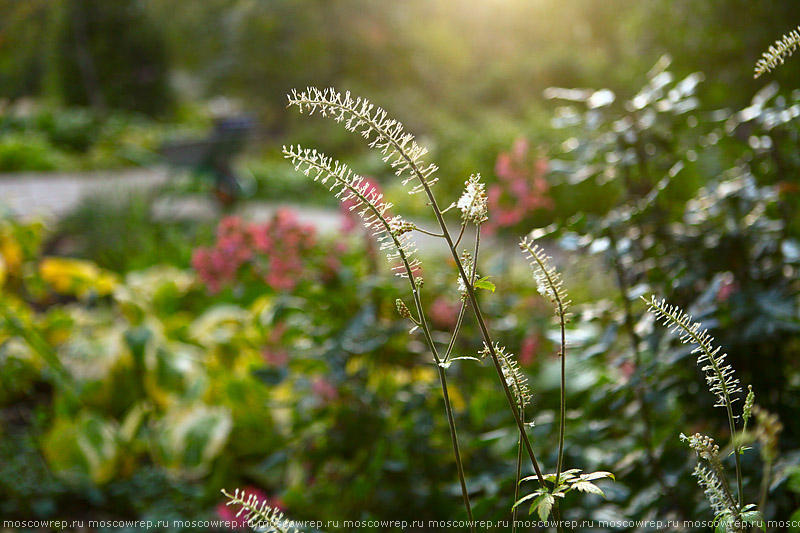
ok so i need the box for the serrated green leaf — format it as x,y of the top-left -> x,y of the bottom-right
544,469 -> 581,483
513,490 -> 547,510
474,276 -> 495,292
536,493 -> 555,521
581,471 -> 615,482
713,511 -> 734,533
572,481 -> 605,497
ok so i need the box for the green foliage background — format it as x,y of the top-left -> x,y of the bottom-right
1,1 -> 800,531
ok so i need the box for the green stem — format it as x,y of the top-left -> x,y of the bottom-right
417,180 -> 546,488
305,165 -> 476,529
512,409 -> 524,533
401,256 -> 475,532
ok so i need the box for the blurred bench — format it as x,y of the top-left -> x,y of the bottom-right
159,115 -> 256,205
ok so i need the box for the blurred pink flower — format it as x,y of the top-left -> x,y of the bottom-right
486,138 -> 553,235
192,209 -> 317,293
519,334 -> 539,366
430,296 -> 460,329
717,276 -> 739,303
312,377 -> 339,403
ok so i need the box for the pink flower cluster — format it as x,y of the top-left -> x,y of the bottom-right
486,138 -> 553,234
192,210 -> 317,293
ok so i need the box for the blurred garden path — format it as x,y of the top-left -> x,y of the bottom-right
0,169 -> 464,252
0,168 -> 170,219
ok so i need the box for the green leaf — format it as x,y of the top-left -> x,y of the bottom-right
581,471 -> 615,481
474,276 -> 495,292
513,490 -> 546,510
571,481 -> 605,497
544,469 -> 581,483
534,493 -> 555,521
713,511 -> 734,533
741,509 -> 765,532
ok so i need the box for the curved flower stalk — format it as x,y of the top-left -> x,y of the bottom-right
283,145 -> 420,278
681,433 -> 739,518
644,296 -> 746,508
221,488 -> 299,533
481,343 -> 531,409
287,87 -> 438,193
644,297 -> 741,409
519,238 -> 572,522
755,26 -> 800,78
693,465 -> 731,516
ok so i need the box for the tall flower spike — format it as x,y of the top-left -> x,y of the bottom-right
644,296 -> 742,408
457,250 -> 476,299
221,488 -> 299,533
481,343 -> 531,408
519,238 -> 571,321
283,145 -> 420,277
287,87 -> 438,194
755,26 -> 800,78
692,465 -> 728,516
457,174 -> 488,225
681,434 -> 740,516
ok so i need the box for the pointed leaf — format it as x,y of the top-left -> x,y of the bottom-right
535,493 -> 555,521
513,490 -> 546,510
572,481 -> 605,497
474,276 -> 495,292
581,471 -> 615,481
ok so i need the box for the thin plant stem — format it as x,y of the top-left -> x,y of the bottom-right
414,226 -> 445,238
443,227 -> 480,364
443,303 -> 467,363
419,179 -> 547,488
311,169 -> 476,529
454,222 -> 467,248
403,262 -> 476,531
512,409 -> 524,533
401,256 -> 476,532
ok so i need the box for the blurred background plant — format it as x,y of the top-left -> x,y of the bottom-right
1,0 -> 800,531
